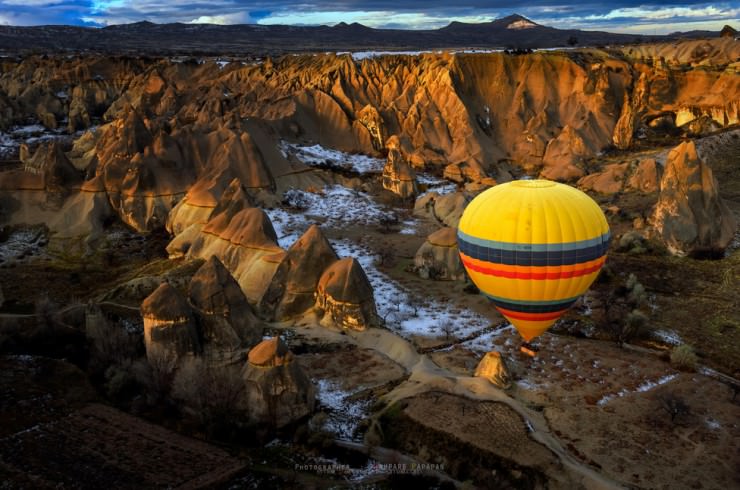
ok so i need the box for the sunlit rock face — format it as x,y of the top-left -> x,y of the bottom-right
613,72 -> 650,150
414,227 -> 465,280
166,178 -> 254,257
474,351 -> 512,389
259,225 -> 338,321
382,143 -> 418,199
1,39 -> 738,240
185,207 -> 284,305
141,283 -> 201,363
316,257 -> 378,331
651,140 -> 736,256
241,337 -> 315,428
188,256 -> 263,366
627,158 -> 661,193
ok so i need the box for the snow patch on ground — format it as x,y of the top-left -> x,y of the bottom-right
636,374 -> 679,392
597,373 -> 678,405
653,329 -> 683,345
314,379 -> 371,441
332,238 -> 489,339
282,142 -> 386,174
517,378 -> 548,391
705,418 -> 721,430
11,124 -> 47,135
0,228 -> 48,263
459,324 -> 514,354
265,186 -> 394,247
0,124 -> 96,159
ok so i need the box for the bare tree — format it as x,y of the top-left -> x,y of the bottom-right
376,245 -> 395,268
172,358 -> 245,430
658,392 -> 690,423
134,350 -> 178,403
440,322 -> 455,341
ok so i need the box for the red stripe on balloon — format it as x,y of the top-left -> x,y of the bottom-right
496,307 -> 566,321
460,256 -> 605,280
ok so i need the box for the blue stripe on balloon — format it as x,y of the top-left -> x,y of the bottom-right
457,229 -> 611,252
483,293 -> 580,313
458,234 -> 609,267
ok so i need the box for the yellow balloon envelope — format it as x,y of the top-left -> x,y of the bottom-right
458,180 -> 610,342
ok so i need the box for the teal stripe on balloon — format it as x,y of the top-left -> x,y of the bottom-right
457,229 -> 611,252
482,292 -> 582,306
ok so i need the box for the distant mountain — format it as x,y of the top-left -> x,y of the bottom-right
0,14 -> 720,56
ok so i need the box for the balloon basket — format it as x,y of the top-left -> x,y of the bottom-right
520,342 -> 539,358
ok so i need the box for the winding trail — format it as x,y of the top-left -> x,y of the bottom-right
347,327 -> 627,490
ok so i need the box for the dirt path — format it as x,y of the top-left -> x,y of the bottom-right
347,327 -> 627,490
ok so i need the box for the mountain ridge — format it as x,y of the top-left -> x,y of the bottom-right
0,14 -> 725,55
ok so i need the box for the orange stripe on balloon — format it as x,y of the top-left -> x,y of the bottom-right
496,307 -> 567,321
460,254 -> 605,280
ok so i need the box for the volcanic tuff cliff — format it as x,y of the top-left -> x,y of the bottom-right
0,39 -> 738,238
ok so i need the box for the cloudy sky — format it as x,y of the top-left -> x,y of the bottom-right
0,1 -> 737,34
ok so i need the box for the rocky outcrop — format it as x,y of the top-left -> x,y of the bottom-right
166,178 -> 254,257
613,72 -> 650,150
414,191 -> 470,228
414,227 -> 465,280
578,162 -> 630,195
188,256 -> 263,366
382,143 -> 418,199
140,258 -> 265,367
2,43 -> 739,246
316,257 -> 377,331
260,225 -> 338,321
720,25 -> 738,38
627,158 -> 660,193
185,207 -> 284,305
651,140 -> 737,256
474,351 -> 511,389
141,283 -> 200,363
541,126 -> 592,181
241,337 -> 315,428
20,141 -> 82,194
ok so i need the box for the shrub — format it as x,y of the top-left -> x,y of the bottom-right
670,344 -> 698,371
623,309 -> 651,340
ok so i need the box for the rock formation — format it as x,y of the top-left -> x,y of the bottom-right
651,140 -> 737,256
316,257 -> 377,331
627,158 -> 660,193
414,191 -> 470,228
260,225 -> 338,321
241,337 -> 315,428
541,125 -> 593,181
141,283 -> 200,363
578,163 -> 630,194
612,73 -> 650,150
185,207 -> 284,304
474,351 -> 511,389
188,256 -> 263,366
21,141 -> 82,195
382,140 -> 418,198
414,227 -> 465,280
1,42 -> 739,242
720,25 -> 737,38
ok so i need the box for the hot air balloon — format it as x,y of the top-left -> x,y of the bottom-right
457,180 -> 610,356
